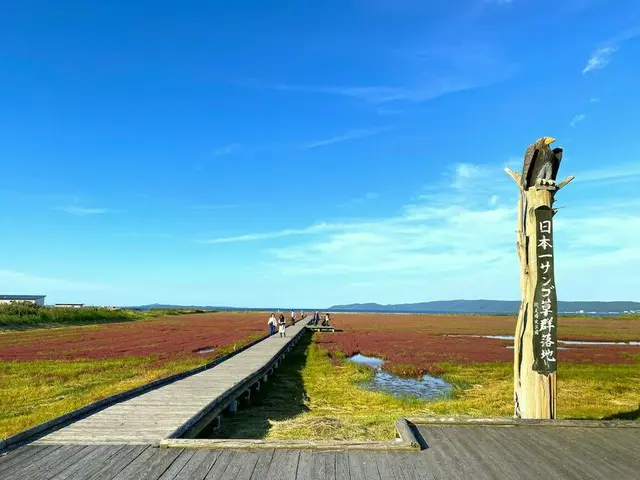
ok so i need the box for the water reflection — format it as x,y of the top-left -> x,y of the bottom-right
348,354 -> 452,400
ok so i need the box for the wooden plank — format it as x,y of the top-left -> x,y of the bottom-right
0,445 -> 51,474
84,445 -> 150,480
477,426 -> 562,479
40,445 -> 98,480
311,451 -> 336,480
160,438 -> 414,450
157,449 -> 196,480
439,426 -> 513,479
524,427 -> 615,479
109,445 -> 158,480
246,449 -> 274,479
408,417 -> 640,428
513,428 -> 584,479
231,450 -> 260,480
543,428 -> 638,478
335,451 -> 350,480
372,451 -> 396,480
418,426 -> 479,479
456,426 -> 530,478
171,449 -> 221,480
583,427 -> 639,458
2,445 -> 83,480
347,451 -> 367,480
296,450 -> 312,479
217,451 -> 250,479
51,446 -> 127,480
119,447 -> 184,480
204,449 -> 234,479
360,451 -> 382,480
385,452 -> 429,480
264,450 -> 299,480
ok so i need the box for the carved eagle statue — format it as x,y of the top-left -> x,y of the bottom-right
521,136 -> 563,189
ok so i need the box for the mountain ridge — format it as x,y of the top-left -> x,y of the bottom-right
327,300 -> 640,314
124,300 -> 640,314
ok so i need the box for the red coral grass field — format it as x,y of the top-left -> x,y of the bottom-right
318,313 -> 640,377
0,312 -> 268,361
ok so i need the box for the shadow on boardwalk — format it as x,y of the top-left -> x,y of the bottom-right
198,332 -> 312,439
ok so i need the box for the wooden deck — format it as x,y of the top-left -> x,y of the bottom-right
306,325 -> 335,332
1,424 -> 637,479
31,318 -> 311,446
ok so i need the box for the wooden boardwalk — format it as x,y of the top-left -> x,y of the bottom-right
1,425 -> 638,479
32,318 -> 311,445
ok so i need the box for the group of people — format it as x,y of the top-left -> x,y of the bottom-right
310,311 -> 331,326
267,309 -> 331,337
267,310 -> 302,338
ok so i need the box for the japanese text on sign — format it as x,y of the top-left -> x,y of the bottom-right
532,207 -> 558,373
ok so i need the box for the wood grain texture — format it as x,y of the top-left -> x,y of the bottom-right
4,424 -> 639,479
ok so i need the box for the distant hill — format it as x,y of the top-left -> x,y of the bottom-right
328,300 -> 640,314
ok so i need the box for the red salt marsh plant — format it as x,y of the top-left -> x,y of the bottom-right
318,313 -> 640,378
330,312 -> 640,342
0,311 -> 272,439
0,312 -> 267,361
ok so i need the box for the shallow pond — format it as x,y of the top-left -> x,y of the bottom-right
348,354 -> 452,400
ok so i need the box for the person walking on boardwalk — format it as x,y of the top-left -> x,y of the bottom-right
291,310 -> 296,325
268,313 -> 277,337
278,314 -> 287,337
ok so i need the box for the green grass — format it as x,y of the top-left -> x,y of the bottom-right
0,356 -> 206,439
210,335 -> 640,441
0,303 -> 210,330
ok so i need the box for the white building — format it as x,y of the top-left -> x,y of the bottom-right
0,295 -> 46,306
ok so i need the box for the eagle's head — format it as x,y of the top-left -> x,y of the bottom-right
537,136 -> 556,148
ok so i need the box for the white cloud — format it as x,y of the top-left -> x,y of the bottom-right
569,114 -> 586,127
582,47 -> 616,74
249,43 -> 514,105
195,222 -> 356,244
0,270 -> 111,294
582,27 -> 640,75
574,162 -> 640,183
198,158 -> 639,298
58,206 -> 108,216
300,127 -> 392,149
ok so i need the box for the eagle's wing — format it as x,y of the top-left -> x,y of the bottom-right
551,147 -> 563,181
521,144 -> 538,189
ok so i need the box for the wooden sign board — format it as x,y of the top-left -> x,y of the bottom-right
532,206 -> 558,374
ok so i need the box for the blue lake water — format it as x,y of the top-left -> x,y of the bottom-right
348,354 -> 452,400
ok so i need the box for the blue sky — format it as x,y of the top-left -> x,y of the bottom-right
2,0 -> 640,307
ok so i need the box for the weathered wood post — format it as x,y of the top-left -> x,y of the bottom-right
505,137 -> 574,419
